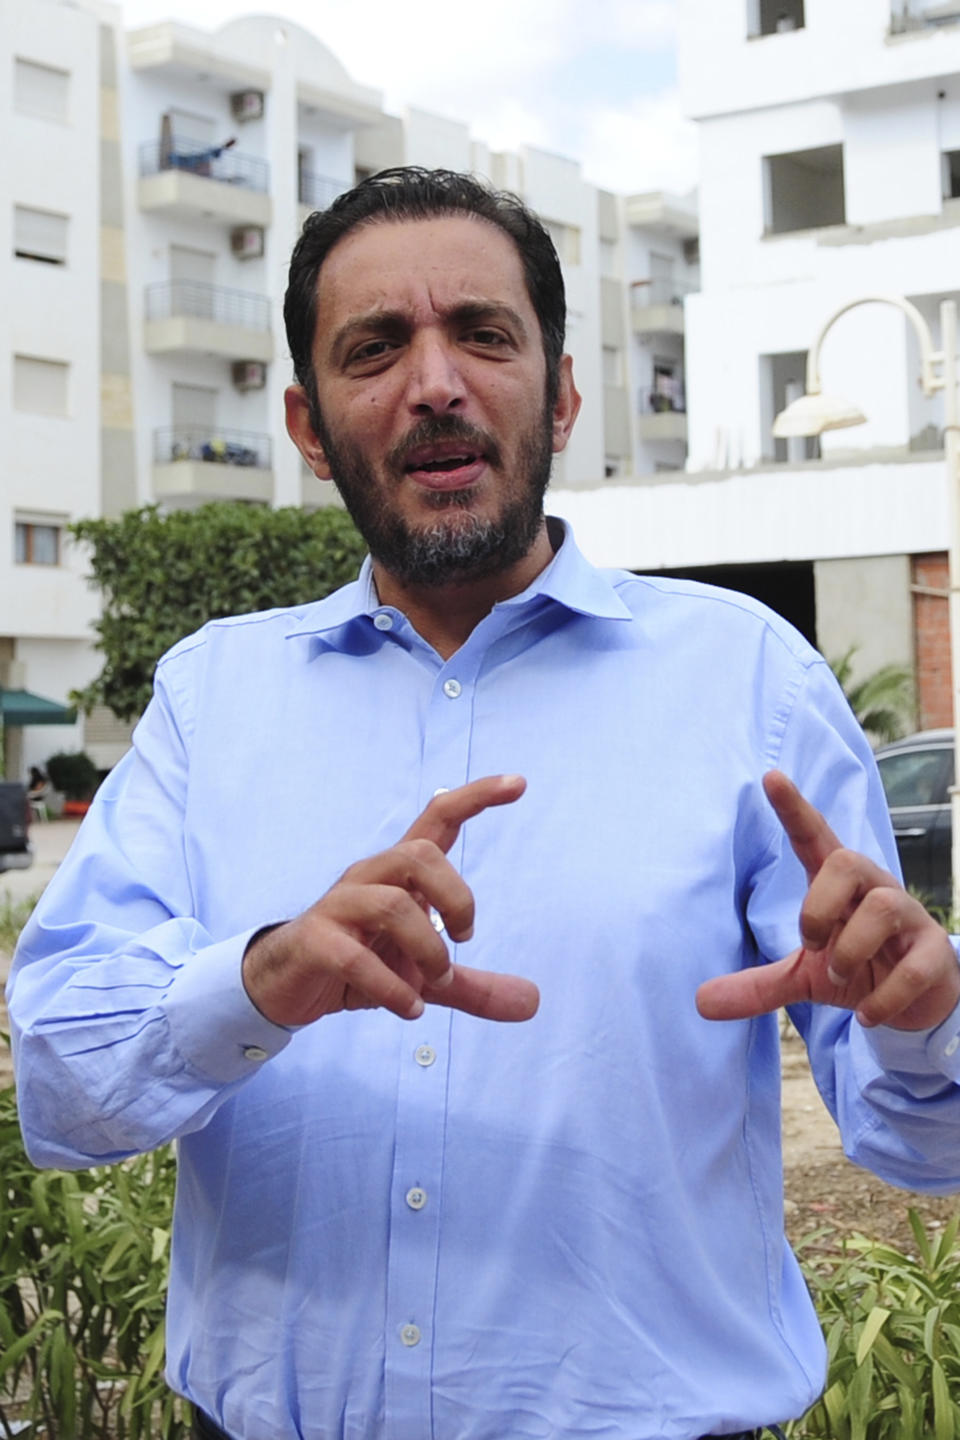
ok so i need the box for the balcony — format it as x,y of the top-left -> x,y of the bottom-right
144,281 -> 274,362
637,390 -> 687,443
298,168 -> 350,224
138,139 -> 272,227
631,278 -> 693,337
152,426 -> 274,503
889,0 -> 960,30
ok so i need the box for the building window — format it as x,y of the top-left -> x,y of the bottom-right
544,220 -> 581,267
760,351 -> 821,462
13,205 -> 68,264
747,0 -> 805,35
603,346 -> 623,386
15,518 -> 62,565
763,144 -> 845,234
14,58 -> 69,122
13,355 -> 69,416
943,150 -> 960,200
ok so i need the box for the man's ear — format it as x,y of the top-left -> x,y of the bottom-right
284,385 -> 332,480
551,355 -> 581,455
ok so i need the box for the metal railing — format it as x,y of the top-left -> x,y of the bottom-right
154,427 -> 272,469
298,169 -> 350,211
139,138 -> 270,193
639,387 -> 686,416
145,281 -> 271,332
631,277 -> 695,308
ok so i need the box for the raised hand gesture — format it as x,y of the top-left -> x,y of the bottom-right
696,770 -> 960,1032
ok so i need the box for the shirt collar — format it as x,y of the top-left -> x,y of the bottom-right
284,517 -> 631,641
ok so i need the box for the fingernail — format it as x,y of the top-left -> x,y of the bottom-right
827,965 -> 845,986
432,966 -> 455,990
855,1008 -> 875,1028
407,996 -> 425,1019
451,924 -> 474,943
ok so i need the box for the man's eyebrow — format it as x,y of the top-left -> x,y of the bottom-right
328,300 -> 530,363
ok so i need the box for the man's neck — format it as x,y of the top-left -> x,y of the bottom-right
372,522 -> 558,661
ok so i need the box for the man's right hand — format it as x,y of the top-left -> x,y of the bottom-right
242,775 -> 539,1027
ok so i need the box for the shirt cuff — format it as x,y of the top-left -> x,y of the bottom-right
860,991 -> 960,1083
162,928 -> 293,1083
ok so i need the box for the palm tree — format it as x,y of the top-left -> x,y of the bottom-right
829,645 -> 915,745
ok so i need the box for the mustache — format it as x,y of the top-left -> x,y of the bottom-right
386,416 -> 502,476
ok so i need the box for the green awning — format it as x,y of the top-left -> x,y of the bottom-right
0,688 -> 77,726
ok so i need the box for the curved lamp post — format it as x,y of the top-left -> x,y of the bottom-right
773,293 -> 960,911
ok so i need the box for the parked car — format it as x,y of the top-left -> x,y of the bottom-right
874,729 -> 954,908
0,781 -> 32,874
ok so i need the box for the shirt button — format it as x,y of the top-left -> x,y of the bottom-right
442,678 -> 462,698
373,612 -> 393,630
946,1035 -> 960,1057
429,907 -> 445,933
242,1045 -> 268,1062
415,1044 -> 437,1067
406,1186 -> 427,1210
400,1323 -> 421,1347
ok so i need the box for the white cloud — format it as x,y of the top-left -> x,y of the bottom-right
577,91 -> 697,195
607,0 -> 678,46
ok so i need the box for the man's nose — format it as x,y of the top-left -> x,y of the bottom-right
406,334 -> 466,414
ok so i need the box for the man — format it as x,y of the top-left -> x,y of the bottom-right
9,168 -> 960,1440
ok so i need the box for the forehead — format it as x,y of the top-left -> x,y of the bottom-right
313,214 -> 535,341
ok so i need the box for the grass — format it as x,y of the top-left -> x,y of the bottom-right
0,893 -> 39,956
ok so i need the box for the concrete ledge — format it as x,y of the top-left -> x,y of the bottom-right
144,316 -> 274,362
153,462 -> 273,503
138,171 -> 272,227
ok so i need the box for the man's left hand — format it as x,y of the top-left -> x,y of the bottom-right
696,770 -> 960,1031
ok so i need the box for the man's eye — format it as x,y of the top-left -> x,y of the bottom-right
467,329 -> 507,347
350,340 -> 395,363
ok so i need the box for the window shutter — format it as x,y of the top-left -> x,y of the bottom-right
14,59 -> 69,121
14,206 -> 68,263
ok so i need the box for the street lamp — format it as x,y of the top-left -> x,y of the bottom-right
773,293 -> 960,911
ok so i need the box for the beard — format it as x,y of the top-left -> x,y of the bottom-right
312,405 -> 555,587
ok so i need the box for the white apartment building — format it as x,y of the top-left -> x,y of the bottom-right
554,0 -> 960,725
3,0 -> 701,782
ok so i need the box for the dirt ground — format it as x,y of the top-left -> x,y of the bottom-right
780,1023 -> 960,1251
2,934 -> 957,1254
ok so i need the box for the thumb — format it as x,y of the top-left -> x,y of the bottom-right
696,949 -> 807,1022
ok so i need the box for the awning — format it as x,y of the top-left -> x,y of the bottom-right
0,688 -> 77,726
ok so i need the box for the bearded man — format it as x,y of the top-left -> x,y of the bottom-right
10,169 -> 960,1440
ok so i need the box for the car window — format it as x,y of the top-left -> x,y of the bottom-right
877,748 -> 951,807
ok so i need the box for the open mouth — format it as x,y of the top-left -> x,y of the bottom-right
407,452 -> 479,474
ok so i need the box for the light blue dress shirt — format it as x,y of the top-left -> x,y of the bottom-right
10,523 -> 960,1440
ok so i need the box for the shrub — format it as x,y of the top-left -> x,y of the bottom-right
788,1214 -> 960,1439
45,752 -> 99,802
0,1082 -> 186,1439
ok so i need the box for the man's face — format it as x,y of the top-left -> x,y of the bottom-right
287,215 -> 578,588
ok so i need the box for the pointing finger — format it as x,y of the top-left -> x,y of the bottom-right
696,949 -> 809,1022
763,770 -> 843,881
403,774 -> 526,854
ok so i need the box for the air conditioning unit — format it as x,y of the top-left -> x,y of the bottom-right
231,225 -> 265,259
230,89 -> 265,122
232,361 -> 267,392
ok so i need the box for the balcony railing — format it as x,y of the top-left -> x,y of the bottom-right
889,1 -> 960,30
640,388 -> 686,415
631,277 -> 695,308
139,139 -> 269,193
145,281 -> 271,332
154,427 -> 272,469
298,169 -> 350,211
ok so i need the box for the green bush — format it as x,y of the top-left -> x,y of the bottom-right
788,1214 -> 960,1440
45,752 -> 99,802
0,1083 -> 186,1439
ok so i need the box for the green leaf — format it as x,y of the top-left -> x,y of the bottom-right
933,1358 -> 955,1440
856,1306 -> 891,1365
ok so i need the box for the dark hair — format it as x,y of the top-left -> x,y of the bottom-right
284,167 -> 566,414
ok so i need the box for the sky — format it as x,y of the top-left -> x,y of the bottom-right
117,0 -> 698,198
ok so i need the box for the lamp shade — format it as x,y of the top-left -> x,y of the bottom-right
772,391 -> 867,438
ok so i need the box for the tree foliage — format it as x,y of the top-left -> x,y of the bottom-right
829,646 -> 915,746
70,504 -> 367,722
